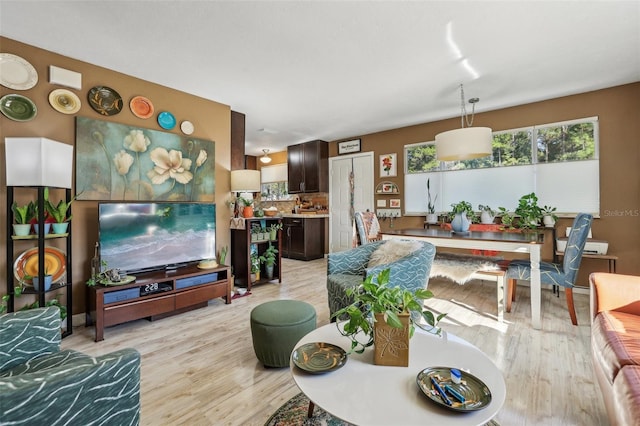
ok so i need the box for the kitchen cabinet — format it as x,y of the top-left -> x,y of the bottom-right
282,217 -> 324,261
287,140 -> 328,193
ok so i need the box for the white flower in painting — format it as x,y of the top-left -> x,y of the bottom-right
147,147 -> 193,184
195,149 -> 207,167
114,150 -> 134,175
123,129 -> 150,153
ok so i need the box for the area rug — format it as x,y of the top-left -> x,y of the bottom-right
431,252 -> 503,284
265,392 -> 500,426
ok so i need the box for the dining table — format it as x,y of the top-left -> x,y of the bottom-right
382,228 -> 544,330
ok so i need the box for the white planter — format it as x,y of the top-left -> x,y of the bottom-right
543,215 -> 556,227
426,213 -> 438,224
12,224 -> 31,236
480,211 -> 495,224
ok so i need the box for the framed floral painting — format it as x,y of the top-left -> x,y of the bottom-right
75,116 -> 215,201
380,153 -> 397,177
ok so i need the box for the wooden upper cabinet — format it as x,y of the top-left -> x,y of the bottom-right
287,140 -> 328,194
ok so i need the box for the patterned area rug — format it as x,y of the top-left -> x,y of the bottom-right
265,392 -> 500,426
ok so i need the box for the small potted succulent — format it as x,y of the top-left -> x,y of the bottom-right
541,205 -> 558,227
332,269 -> 445,366
11,200 -> 36,236
45,188 -> 80,234
268,223 -> 283,240
426,178 -> 438,224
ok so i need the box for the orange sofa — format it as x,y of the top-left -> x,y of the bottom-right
590,272 -> 640,425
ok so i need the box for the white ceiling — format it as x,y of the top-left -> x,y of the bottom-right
1,1 -> 639,157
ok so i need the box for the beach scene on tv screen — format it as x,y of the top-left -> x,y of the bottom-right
99,203 -> 215,273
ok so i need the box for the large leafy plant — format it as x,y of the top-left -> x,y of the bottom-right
333,269 -> 446,354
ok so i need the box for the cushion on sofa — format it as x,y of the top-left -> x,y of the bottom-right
592,310 -> 640,384
612,366 -> 640,426
368,239 -> 422,268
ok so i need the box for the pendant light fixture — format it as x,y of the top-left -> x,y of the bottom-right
260,149 -> 272,164
435,84 -> 492,161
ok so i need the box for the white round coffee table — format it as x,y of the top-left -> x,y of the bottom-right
291,323 -> 506,426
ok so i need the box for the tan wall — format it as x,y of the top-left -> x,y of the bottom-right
0,37 -> 232,314
330,83 -> 640,282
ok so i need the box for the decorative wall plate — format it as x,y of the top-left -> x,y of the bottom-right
0,94 -> 37,121
157,111 -> 176,129
180,120 -> 194,135
0,53 -> 38,90
49,89 -> 81,114
129,95 -> 154,119
88,85 -> 123,116
14,247 -> 66,286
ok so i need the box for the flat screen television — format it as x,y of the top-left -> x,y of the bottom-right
98,202 -> 216,275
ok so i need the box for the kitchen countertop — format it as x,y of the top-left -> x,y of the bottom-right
281,213 -> 329,218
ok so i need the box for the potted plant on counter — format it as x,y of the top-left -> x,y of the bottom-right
478,204 -> 496,224
515,192 -> 542,229
449,200 -> 474,233
332,269 -> 445,366
11,201 -> 35,236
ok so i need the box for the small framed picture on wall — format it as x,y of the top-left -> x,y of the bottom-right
380,153 -> 397,177
390,199 -> 401,208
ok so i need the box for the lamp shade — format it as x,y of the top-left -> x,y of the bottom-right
5,137 -> 73,188
435,127 -> 493,161
230,169 -> 261,192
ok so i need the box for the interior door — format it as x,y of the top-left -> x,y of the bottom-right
329,152 -> 374,253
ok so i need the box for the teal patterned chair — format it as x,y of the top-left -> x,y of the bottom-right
506,213 -> 593,325
0,307 -> 141,425
327,240 -> 436,321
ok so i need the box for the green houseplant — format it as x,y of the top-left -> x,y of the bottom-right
541,205 -> 558,227
426,178 -> 438,224
478,204 -> 495,224
515,192 -> 542,229
497,207 -> 516,229
268,223 -> 283,240
44,188 -> 81,234
258,242 -> 279,279
11,201 -> 36,236
332,269 -> 445,366
449,200 -> 474,233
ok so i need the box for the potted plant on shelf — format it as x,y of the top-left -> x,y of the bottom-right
11,200 -> 35,236
28,267 -> 53,292
258,242 -> 279,280
449,200 -> 474,233
268,223 -> 283,240
515,192 -> 542,229
44,188 -> 80,234
0,285 -> 23,314
237,197 -> 254,218
426,178 -> 438,224
250,252 -> 260,282
332,269 -> 445,367
541,205 -> 558,227
478,204 -> 496,224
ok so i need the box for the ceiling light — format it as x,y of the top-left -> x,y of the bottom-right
260,149 -> 272,164
435,84 -> 492,161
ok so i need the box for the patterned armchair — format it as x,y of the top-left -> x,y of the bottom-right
327,240 -> 436,320
0,307 -> 141,425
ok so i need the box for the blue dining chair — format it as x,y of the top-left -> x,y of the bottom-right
506,213 -> 593,325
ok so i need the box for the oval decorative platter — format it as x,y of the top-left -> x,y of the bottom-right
292,342 -> 347,374
14,247 -> 66,286
49,89 -> 81,114
0,94 -> 37,121
180,120 -> 194,135
416,366 -> 492,412
88,85 -> 123,116
0,53 -> 38,90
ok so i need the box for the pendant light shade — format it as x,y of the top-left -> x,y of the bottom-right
435,127 -> 493,161
435,84 -> 492,161
260,149 -> 272,164
230,169 -> 261,193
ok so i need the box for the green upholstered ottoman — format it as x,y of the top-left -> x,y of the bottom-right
250,300 -> 317,367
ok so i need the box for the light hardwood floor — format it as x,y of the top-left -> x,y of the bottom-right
63,258 -> 608,425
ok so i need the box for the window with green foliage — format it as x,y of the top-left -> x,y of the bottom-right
404,117 -> 599,215
261,182 -> 293,201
